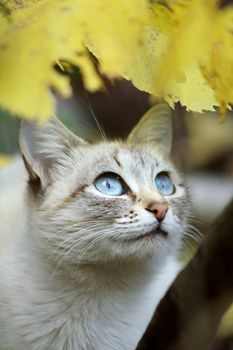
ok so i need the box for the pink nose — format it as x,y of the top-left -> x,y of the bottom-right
146,202 -> 168,222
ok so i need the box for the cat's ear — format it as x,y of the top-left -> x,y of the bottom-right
19,116 -> 87,188
127,103 -> 172,154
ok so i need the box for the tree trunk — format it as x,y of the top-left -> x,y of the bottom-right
136,199 -> 233,350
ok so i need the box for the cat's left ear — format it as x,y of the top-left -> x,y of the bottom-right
127,103 -> 172,154
19,116 -> 87,188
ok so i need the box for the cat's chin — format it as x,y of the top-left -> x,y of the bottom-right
103,232 -> 169,261
129,227 -> 168,241
110,225 -> 168,245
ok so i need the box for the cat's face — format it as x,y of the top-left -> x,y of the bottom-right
20,104 -> 190,266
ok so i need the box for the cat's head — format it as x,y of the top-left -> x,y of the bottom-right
19,104 -> 190,267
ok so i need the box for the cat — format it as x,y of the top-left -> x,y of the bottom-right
0,103 -> 190,350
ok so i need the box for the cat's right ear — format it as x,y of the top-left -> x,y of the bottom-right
127,103 -> 172,154
19,116 -> 87,188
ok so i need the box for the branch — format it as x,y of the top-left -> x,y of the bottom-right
136,199 -> 233,350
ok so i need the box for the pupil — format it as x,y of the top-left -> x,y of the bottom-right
106,180 -> 111,189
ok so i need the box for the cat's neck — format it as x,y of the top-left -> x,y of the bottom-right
2,227 -> 179,350
16,229 -> 165,306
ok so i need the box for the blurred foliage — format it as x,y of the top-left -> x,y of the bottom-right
0,105 -> 80,161
0,106 -> 24,165
0,154 -> 12,167
0,108 -> 19,154
219,303 -> 233,337
0,0 -> 233,120
187,111 -> 233,170
0,0 -> 147,120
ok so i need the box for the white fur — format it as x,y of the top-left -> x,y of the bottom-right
0,158 -> 182,350
0,106 -> 188,350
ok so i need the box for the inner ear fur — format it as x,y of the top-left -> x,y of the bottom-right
19,116 -> 88,188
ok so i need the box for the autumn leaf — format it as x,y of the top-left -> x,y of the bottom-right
155,0 -> 233,113
123,2 -> 218,112
200,5 -> 233,116
0,0 -> 233,120
0,0 -> 149,120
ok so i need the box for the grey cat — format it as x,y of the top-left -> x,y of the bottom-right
0,103 -> 190,350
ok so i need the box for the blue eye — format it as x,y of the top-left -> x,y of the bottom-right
154,172 -> 175,196
95,173 -> 124,196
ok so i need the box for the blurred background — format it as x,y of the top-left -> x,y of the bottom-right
0,72 -> 233,349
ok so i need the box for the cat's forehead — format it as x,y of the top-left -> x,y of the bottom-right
77,142 -> 174,179
109,144 -> 162,169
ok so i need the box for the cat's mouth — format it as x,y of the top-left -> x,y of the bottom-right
111,225 -> 168,244
135,226 -> 168,240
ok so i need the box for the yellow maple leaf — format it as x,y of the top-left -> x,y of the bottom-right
123,2 -> 217,112
1,0 -> 233,120
156,0 -> 214,91
0,0 -> 149,120
200,5 -> 233,117
153,0 -> 233,113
